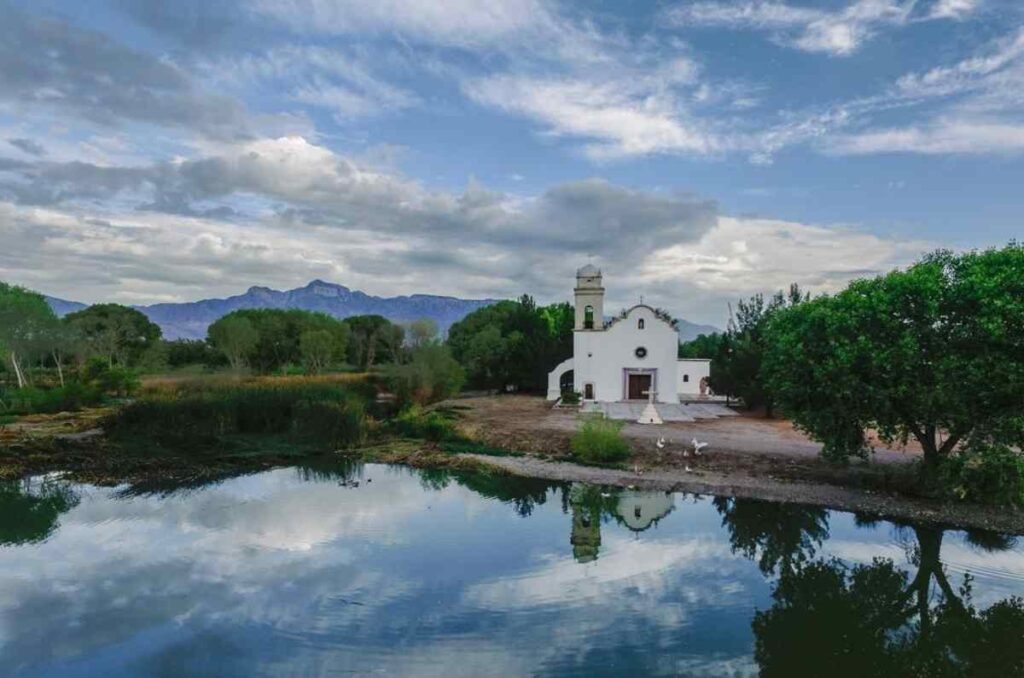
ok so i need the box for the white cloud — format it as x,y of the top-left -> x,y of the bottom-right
665,0 -> 969,56
465,74 -> 716,159
827,118 -> 1024,154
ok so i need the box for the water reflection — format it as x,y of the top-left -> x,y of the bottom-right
0,465 -> 1022,676
0,477 -> 79,545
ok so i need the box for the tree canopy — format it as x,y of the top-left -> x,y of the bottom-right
207,309 -> 351,374
763,244 -> 1024,464
0,282 -> 58,387
447,296 -> 572,392
64,304 -> 162,368
342,314 -> 404,369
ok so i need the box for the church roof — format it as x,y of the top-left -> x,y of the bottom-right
576,263 -> 600,277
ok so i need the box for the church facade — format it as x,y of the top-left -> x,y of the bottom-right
546,265 -> 710,403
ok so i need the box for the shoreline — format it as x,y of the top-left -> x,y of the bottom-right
454,452 -> 1024,535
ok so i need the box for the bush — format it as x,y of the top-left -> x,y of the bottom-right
560,390 -> 581,405
81,358 -> 140,397
385,342 -> 465,407
391,405 -> 459,442
938,444 -> 1024,506
570,416 -> 631,464
105,382 -> 369,452
0,382 -> 104,415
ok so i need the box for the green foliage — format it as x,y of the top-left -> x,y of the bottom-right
560,390 -> 581,405
391,405 -> 459,442
764,243 -> 1024,466
208,309 -> 351,373
0,282 -> 60,388
165,339 -> 227,368
299,329 -> 336,374
106,381 -> 368,451
384,341 -> 465,406
81,358 -> 140,397
570,416 -> 630,464
343,314 -> 404,369
64,304 -> 162,368
938,443 -> 1024,506
690,284 -> 807,412
447,296 -> 572,392
208,315 -> 258,370
0,382 -> 104,415
406,318 -> 439,348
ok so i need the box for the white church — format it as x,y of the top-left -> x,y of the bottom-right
546,265 -> 710,404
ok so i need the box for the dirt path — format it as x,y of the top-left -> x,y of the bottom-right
448,395 -> 919,464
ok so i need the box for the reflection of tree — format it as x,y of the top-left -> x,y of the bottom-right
713,497 -> 829,575
420,468 -> 563,517
0,478 -> 79,545
752,524 -> 1024,676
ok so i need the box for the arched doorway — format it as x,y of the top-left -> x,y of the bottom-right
560,369 -> 575,393
584,383 -> 595,400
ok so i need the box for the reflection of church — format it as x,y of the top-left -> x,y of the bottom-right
569,486 -> 676,563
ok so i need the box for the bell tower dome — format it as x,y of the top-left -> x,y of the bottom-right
574,264 -> 604,330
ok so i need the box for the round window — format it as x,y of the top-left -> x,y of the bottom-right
635,346 -> 648,359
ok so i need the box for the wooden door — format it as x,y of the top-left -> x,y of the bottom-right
628,374 -> 651,400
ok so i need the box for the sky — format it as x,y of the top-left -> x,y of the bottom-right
0,0 -> 1022,326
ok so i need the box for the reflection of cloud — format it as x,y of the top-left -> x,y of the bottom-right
465,536 -> 733,608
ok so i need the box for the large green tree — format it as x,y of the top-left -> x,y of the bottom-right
64,304 -> 162,368
208,315 -> 259,371
763,244 -> 1024,464
208,309 -> 350,373
0,282 -> 61,388
447,296 -> 572,392
343,315 -> 404,369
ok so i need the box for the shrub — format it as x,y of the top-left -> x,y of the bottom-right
105,382 -> 369,452
391,405 -> 459,442
571,416 -> 630,464
384,342 -> 465,407
560,390 -> 581,405
81,358 -> 140,397
938,444 -> 1024,506
0,382 -> 103,415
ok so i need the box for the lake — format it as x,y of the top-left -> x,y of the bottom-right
2,462 -> 1023,676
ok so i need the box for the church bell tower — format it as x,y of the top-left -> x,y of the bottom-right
574,264 -> 604,331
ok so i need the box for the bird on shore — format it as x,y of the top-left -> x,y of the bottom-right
691,438 -> 709,456
655,437 -> 666,449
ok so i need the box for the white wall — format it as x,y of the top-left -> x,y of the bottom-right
573,306 -> 679,403
677,359 -> 711,397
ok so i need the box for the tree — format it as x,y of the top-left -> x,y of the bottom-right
407,318 -> 438,348
64,304 -> 162,368
384,341 -> 465,406
300,329 -> 335,374
714,285 -> 807,414
208,315 -> 258,371
763,244 -> 1024,464
208,309 -> 350,373
447,296 -> 572,392
343,315 -> 403,369
0,283 -> 59,388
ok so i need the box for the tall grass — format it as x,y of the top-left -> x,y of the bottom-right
106,381 -> 370,452
570,416 -> 631,464
0,383 -> 104,416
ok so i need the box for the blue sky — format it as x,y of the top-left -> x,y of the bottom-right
0,0 -> 1021,325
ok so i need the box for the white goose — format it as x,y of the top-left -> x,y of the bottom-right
691,438 -> 709,456
655,437 -> 666,450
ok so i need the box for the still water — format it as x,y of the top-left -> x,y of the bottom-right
1,463 -> 1023,676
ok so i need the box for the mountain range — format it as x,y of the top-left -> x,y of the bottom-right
43,280 -> 720,342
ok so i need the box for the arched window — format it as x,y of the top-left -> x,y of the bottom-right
584,305 -> 594,329
638,318 -> 645,330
